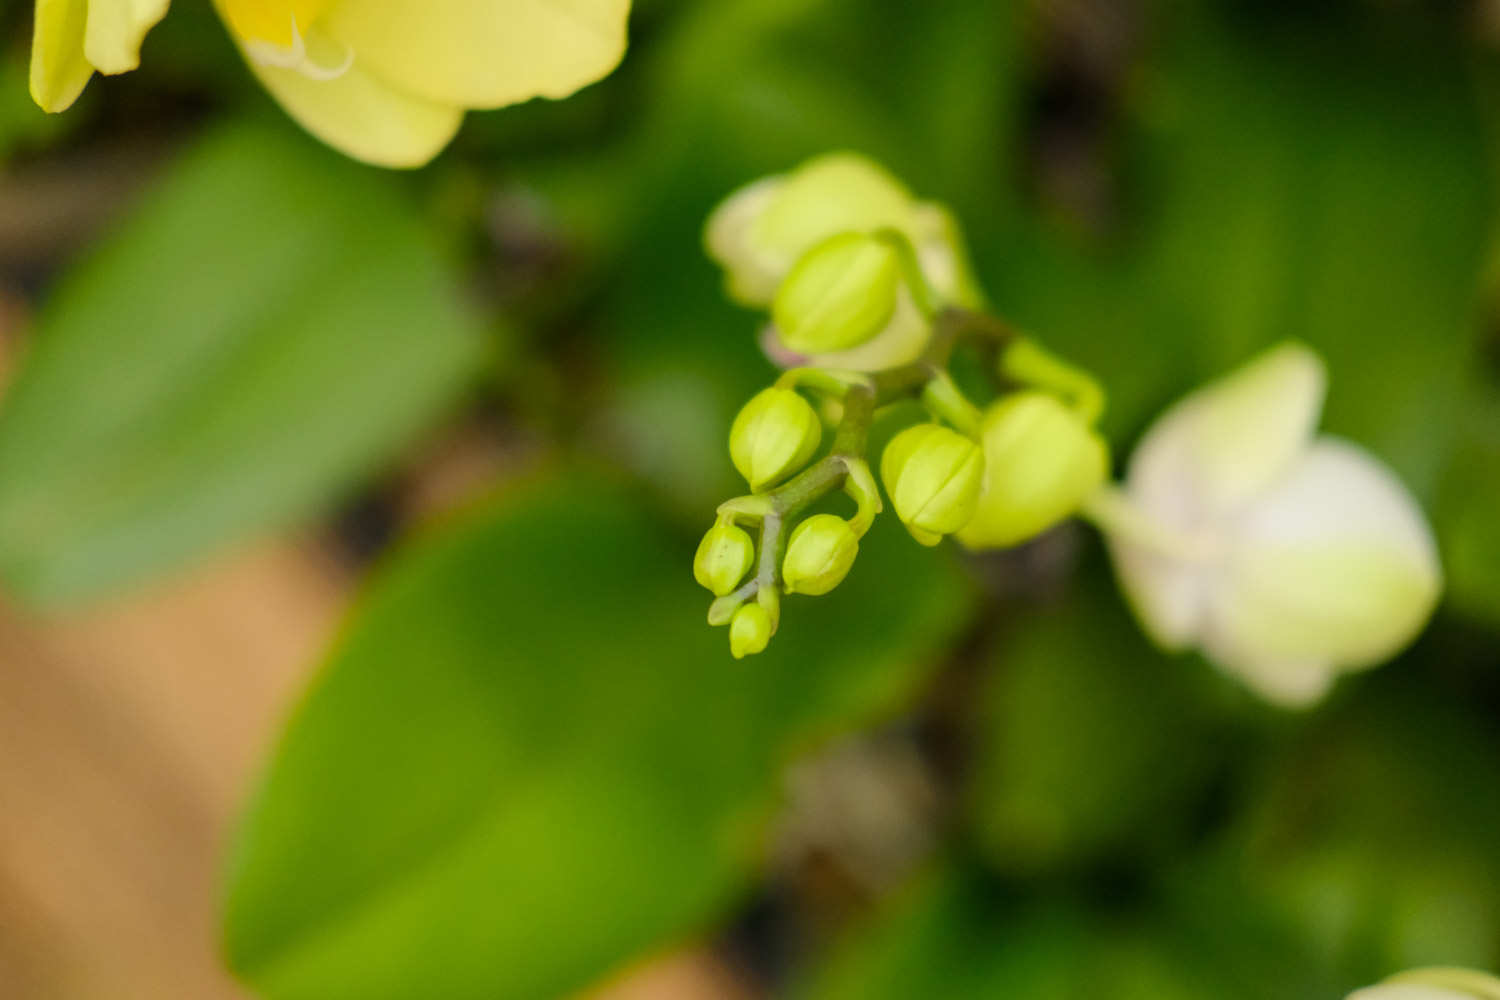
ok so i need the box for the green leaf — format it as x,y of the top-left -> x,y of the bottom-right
223,472 -> 967,1000
0,121 -> 486,606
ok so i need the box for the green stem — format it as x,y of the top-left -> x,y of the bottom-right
776,366 -> 866,397
941,306 -> 1019,347
921,370 -> 982,436
873,227 -> 941,318
1001,337 -> 1105,425
1078,485 -> 1219,563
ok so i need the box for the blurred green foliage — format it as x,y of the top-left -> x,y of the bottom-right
223,474 -> 966,999
964,562 -> 1234,876
2,0 -> 1498,997
0,124 -> 485,604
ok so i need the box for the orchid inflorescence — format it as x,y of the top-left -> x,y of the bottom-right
695,153 -> 1442,711
696,153 -> 1115,659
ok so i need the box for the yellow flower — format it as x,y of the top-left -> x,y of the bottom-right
29,0 -> 631,167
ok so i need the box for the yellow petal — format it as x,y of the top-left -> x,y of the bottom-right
83,0 -> 171,75
218,0 -> 334,47
320,0 -> 630,109
30,0 -> 94,112
229,17 -> 463,168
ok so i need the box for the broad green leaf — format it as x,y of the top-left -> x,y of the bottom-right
0,121 -> 486,606
223,473 -> 967,1000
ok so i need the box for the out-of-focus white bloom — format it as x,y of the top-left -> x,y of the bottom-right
1093,342 -> 1442,707
1348,968 -> 1500,1000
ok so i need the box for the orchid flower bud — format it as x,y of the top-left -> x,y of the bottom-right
1096,342 -> 1442,707
1349,969 -> 1500,1000
773,233 -> 901,355
956,391 -> 1110,549
729,602 -> 772,659
782,514 -> 859,596
881,424 -> 984,546
704,152 -> 980,309
705,153 -> 917,306
693,520 -> 755,597
729,387 -> 822,492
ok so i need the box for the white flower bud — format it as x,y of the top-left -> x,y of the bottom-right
705,153 -> 916,306
703,152 -> 980,310
1349,969 -> 1500,1000
1098,342 -> 1442,707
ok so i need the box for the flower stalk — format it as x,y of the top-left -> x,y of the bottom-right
707,307 -> 1016,635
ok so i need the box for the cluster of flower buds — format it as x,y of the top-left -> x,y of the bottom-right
694,153 -> 1114,657
1350,968 -> 1500,1000
693,153 -> 1443,700
694,375 -> 880,658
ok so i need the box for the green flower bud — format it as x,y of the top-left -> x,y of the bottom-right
881,424 -> 984,546
730,387 -> 822,491
772,233 -> 901,354
693,520 -> 755,597
782,514 -> 860,595
957,392 -> 1109,549
729,602 -> 772,659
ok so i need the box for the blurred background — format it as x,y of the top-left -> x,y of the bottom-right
1,0 -> 1498,997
